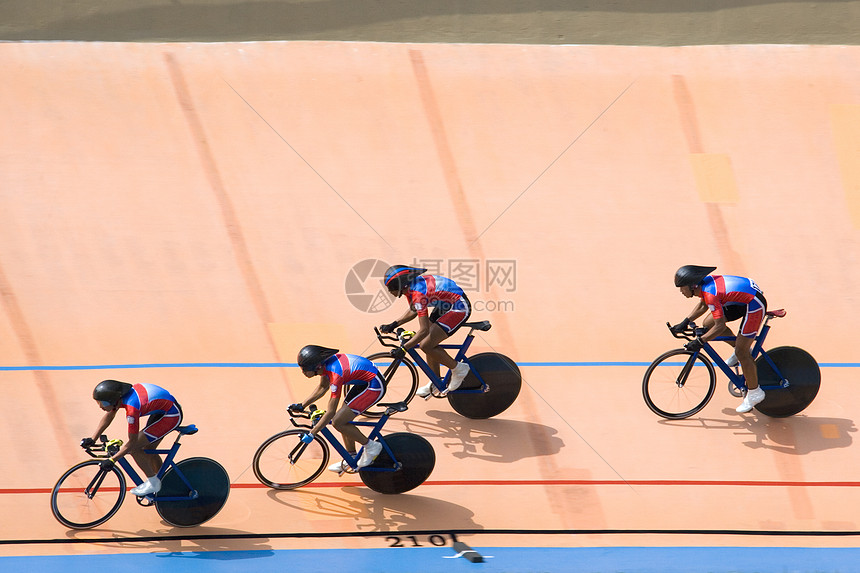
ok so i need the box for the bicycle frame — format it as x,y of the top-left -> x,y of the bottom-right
289,407 -> 402,473
90,427 -> 200,502
678,313 -> 790,392
376,324 -> 491,394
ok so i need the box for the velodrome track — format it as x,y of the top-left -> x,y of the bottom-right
2,35 -> 860,572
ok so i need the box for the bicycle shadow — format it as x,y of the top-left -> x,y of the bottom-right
387,410 -> 564,462
658,412 -> 857,455
67,526 -> 274,555
265,487 -> 482,531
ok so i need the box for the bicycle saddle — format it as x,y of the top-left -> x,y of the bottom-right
464,320 -> 492,331
176,425 -> 198,435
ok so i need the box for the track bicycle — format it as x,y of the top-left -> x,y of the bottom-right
642,309 -> 821,419
366,320 -> 522,419
51,425 -> 230,529
252,401 -> 435,494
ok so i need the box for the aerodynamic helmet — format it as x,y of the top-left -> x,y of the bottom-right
93,379 -> 133,407
674,265 -> 717,288
383,265 -> 427,295
297,345 -> 339,373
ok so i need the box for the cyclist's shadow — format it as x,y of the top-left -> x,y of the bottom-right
266,487 -> 482,531
659,413 -> 857,455
387,410 -> 564,462
77,526 -> 274,556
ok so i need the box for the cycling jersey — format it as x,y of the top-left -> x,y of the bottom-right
406,275 -> 469,316
119,383 -> 182,442
700,275 -> 767,337
322,353 -> 384,413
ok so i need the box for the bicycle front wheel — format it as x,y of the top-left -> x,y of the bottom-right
252,429 -> 330,489
363,353 -> 418,417
447,353 -> 522,419
51,460 -> 126,529
643,349 -> 716,419
156,457 -> 230,527
755,346 -> 821,418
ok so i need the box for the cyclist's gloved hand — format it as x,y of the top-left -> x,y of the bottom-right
80,437 -> 96,449
99,458 -> 115,471
288,403 -> 304,413
389,346 -> 406,359
380,321 -> 398,334
670,318 -> 691,335
684,337 -> 704,352
300,433 -> 314,444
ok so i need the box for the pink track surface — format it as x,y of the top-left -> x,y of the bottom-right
1,41 -> 859,558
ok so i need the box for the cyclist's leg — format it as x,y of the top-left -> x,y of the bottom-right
336,382 -> 384,451
132,406 -> 182,493
736,298 -> 766,390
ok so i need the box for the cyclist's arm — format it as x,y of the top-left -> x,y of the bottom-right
89,408 -> 118,442
701,316 -> 727,343
109,432 -> 149,463
300,378 -> 330,410
309,394 -> 341,436
685,300 -> 709,322
404,314 -> 431,350
391,308 -> 417,328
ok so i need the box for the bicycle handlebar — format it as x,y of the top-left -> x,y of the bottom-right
83,435 -> 123,459
373,326 -> 414,349
287,404 -> 323,429
665,321 -> 707,342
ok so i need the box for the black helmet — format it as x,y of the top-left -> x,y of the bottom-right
383,265 -> 427,295
93,379 -> 133,406
674,265 -> 717,288
297,345 -> 339,373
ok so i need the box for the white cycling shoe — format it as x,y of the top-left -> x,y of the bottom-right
357,439 -> 383,468
445,361 -> 471,393
328,460 -> 352,474
726,352 -> 739,368
416,382 -> 434,398
131,477 -> 161,496
736,387 -> 765,413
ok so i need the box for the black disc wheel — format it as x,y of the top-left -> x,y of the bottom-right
754,346 -> 821,417
359,433 -> 435,494
446,353 -> 521,419
51,460 -> 126,529
252,430 -> 330,490
363,353 -> 418,417
155,457 -> 230,527
643,349 -> 716,419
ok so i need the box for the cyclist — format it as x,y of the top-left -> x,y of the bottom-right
82,379 -> 183,496
671,265 -> 768,413
290,345 -> 385,473
380,265 -> 472,397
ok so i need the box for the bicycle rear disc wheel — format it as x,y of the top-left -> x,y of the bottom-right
447,352 -> 522,419
755,346 -> 821,417
154,458 -> 230,527
253,430 -> 329,489
51,460 -> 126,529
359,432 -> 435,494
363,353 -> 418,417
642,349 -> 716,419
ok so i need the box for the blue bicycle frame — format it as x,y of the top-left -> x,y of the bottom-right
399,327 -> 490,395
688,315 -> 790,392
114,425 -> 200,501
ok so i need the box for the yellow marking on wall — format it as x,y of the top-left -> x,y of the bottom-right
831,105 -> 860,228
820,423 -> 840,439
689,153 -> 740,203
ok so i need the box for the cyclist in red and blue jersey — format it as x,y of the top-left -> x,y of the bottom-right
380,265 -> 472,398
290,346 -> 385,473
671,265 -> 768,413
82,380 -> 183,495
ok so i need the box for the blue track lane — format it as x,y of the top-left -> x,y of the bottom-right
3,547 -> 860,573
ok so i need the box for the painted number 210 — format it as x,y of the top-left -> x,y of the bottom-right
386,534 -> 458,547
